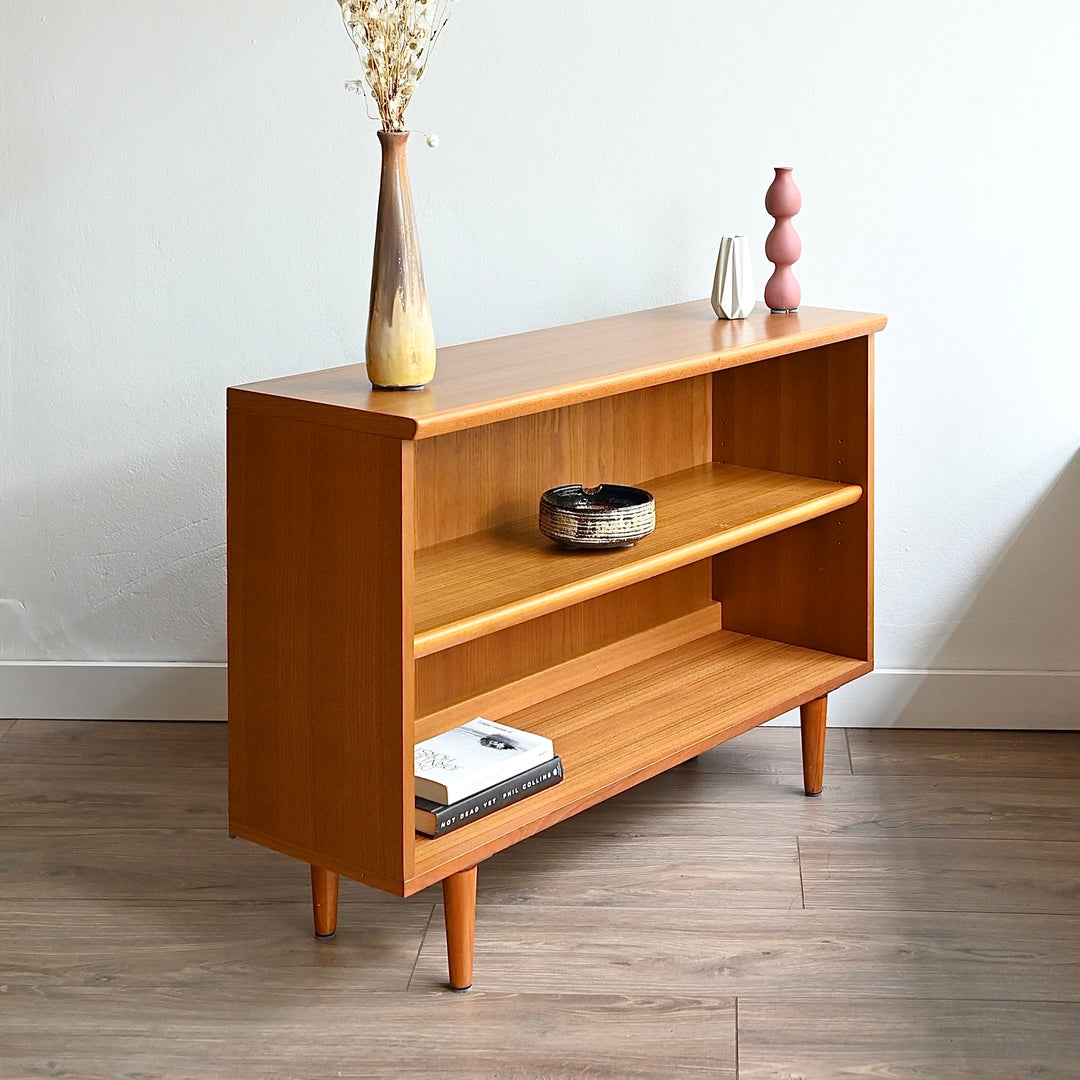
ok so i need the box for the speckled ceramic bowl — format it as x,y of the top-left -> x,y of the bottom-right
538,484 -> 656,549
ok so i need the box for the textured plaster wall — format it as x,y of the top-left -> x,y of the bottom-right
2,2 -> 1078,718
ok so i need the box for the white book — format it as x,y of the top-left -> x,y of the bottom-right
414,718 -> 555,805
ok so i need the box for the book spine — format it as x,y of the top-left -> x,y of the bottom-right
416,758 -> 564,837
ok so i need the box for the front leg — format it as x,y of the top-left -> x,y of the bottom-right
442,865 -> 478,991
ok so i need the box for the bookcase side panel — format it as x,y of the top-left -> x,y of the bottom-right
414,377 -> 712,548
711,336 -> 874,661
227,409 -> 413,892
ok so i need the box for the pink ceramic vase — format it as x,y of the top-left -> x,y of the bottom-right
764,167 -> 802,313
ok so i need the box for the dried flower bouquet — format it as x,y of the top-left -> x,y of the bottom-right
337,0 -> 454,132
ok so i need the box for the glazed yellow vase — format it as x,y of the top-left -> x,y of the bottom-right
366,130 -> 436,390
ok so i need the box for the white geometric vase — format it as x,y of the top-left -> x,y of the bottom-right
711,235 -> 755,320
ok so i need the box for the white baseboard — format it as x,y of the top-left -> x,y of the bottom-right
767,668 -> 1080,729
0,662 -> 228,721
1,662 -> 1078,728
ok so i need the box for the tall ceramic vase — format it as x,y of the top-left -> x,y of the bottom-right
367,130 -> 436,390
764,166 -> 802,314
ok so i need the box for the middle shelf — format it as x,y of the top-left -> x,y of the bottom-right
414,462 -> 863,657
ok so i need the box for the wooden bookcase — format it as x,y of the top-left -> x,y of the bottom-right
227,300 -> 885,989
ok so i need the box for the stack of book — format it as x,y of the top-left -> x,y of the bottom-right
414,717 -> 563,837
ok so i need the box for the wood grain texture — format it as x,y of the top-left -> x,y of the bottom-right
416,565 -> 715,729
848,728 -> 1080,777
416,565 -> 712,725
229,301 -> 884,441
565,767 -> 1080,843
0,764 -> 225,827
0,826 -> 431,904
0,719 -> 225,766
0,988 -> 736,1080
227,409 -> 413,894
410,905 -> 1080,1000
414,376 -> 711,548
470,833 -> 802,911
7,724 -> 1080,1077
713,336 -> 873,660
800,836 -> 1080,914
0,900 -> 432,990
409,632 -> 867,892
737,998 -> 1080,1080
415,463 -> 862,656
669,724 -> 853,778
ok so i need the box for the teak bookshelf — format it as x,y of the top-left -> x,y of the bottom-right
227,300 -> 886,990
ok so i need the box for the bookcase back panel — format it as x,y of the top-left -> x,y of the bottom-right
414,377 -> 712,548
415,562 -> 714,725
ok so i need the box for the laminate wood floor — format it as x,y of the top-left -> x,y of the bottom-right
1,719 -> 1078,1079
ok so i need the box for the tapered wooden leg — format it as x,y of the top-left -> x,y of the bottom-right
442,865 -> 478,991
800,695 -> 828,797
310,865 -> 339,939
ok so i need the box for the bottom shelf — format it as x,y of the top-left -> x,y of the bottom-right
408,629 -> 868,891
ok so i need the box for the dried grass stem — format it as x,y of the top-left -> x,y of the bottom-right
338,0 -> 453,131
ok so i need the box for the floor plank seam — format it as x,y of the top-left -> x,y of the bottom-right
803,906 -> 1080,918
406,904 -> 437,991
734,995 -> 740,1080
0,761 -> 225,766
799,833 -> 1080,845
765,995 -> 1080,1005
0,826 -> 239,832
796,835 -> 806,909
843,727 -> 855,775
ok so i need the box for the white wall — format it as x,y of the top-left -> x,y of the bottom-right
3,1 -> 1078,724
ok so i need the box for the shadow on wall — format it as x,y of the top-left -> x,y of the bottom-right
2,431 -> 228,662
1,431 -> 229,719
836,450 -> 1080,729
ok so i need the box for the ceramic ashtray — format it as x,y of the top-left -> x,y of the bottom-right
538,484 -> 656,549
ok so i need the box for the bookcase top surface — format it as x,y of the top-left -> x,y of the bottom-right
229,300 -> 886,440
